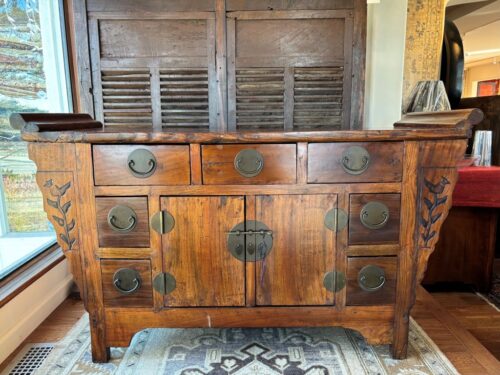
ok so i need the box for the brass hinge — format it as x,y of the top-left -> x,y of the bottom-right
324,208 -> 348,232
150,210 -> 175,234
323,271 -> 346,293
153,272 -> 176,295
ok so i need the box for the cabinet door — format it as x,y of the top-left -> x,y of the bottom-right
161,196 -> 245,307
255,194 -> 337,306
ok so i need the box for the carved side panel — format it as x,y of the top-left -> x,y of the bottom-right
28,143 -> 85,298
416,140 -> 467,284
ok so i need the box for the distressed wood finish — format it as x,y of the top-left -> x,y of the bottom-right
201,144 -> 297,184
348,193 -> 401,245
161,196 -> 246,307
93,145 -> 190,186
19,0 -> 483,361
100,259 -> 153,307
95,197 -> 149,248
308,142 -> 404,183
255,194 -> 337,306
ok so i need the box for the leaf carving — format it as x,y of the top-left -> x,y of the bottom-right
52,215 -> 65,227
419,217 -> 428,227
423,198 -> 433,210
57,182 -> 71,196
47,199 -> 58,209
67,219 -> 75,231
437,196 -> 448,206
431,213 -> 442,224
60,233 -> 69,245
61,201 -> 71,214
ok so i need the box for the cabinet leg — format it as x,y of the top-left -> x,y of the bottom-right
391,314 -> 409,359
89,318 -> 110,363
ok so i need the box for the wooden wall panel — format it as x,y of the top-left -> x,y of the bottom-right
87,0 -> 215,12
227,0 -> 354,11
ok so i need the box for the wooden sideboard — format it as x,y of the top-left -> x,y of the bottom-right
11,109 -> 482,362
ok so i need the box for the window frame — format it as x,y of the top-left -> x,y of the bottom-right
0,0 -> 76,294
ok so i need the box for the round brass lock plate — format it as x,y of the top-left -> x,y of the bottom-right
127,148 -> 157,178
234,149 -> 264,178
324,208 -> 348,232
360,201 -> 389,230
107,205 -> 137,233
113,268 -> 141,295
341,146 -> 370,175
227,220 -> 273,262
358,265 -> 386,292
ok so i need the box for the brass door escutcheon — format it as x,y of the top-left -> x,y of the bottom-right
358,265 -> 386,292
227,220 -> 273,262
324,208 -> 348,232
127,148 -> 157,178
234,149 -> 264,177
323,271 -> 346,292
153,272 -> 176,295
113,268 -> 141,295
150,210 -> 175,234
360,201 -> 390,230
341,146 -> 370,175
107,205 -> 137,233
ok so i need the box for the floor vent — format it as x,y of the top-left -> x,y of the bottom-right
4,344 -> 53,375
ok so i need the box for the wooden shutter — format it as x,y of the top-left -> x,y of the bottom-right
87,13 -> 216,129
227,10 -> 354,131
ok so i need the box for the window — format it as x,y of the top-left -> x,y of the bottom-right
0,0 -> 72,279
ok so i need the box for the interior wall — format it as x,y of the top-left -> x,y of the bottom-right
464,62 -> 500,97
364,0 -> 408,129
0,261 -> 72,364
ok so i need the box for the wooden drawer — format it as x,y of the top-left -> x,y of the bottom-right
93,145 -> 190,186
202,144 -> 297,184
349,193 -> 401,245
308,142 -> 403,183
101,259 -> 152,307
346,257 -> 397,306
96,197 -> 149,248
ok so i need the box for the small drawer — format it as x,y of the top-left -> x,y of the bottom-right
93,145 -> 190,186
346,257 -> 397,306
349,194 -> 400,245
101,259 -> 153,307
202,144 -> 297,185
96,197 -> 149,248
308,142 -> 403,183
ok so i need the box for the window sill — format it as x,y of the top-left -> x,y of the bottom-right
0,244 -> 65,308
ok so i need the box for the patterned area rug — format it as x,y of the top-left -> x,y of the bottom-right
487,272 -> 500,309
28,314 -> 458,375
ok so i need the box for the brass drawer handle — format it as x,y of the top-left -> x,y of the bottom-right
358,265 -> 386,292
341,146 -> 370,175
127,149 -> 157,178
234,149 -> 264,177
113,268 -> 141,295
107,205 -> 137,233
360,201 -> 389,230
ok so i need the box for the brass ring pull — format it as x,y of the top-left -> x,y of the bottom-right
358,265 -> 386,292
114,277 -> 141,294
127,148 -> 157,178
109,215 -> 136,232
234,149 -> 265,177
360,201 -> 390,230
341,146 -> 370,175
112,268 -> 142,295
128,158 -> 156,176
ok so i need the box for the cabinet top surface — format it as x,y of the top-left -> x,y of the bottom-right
13,109 -> 483,144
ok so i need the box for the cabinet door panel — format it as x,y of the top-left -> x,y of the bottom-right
161,196 -> 245,307
255,194 -> 337,306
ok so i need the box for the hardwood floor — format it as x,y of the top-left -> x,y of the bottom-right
1,288 -> 499,374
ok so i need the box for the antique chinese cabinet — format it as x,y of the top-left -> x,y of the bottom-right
12,0 -> 483,362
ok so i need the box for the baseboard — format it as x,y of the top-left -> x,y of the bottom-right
0,260 -> 73,364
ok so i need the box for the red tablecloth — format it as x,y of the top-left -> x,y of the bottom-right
453,166 -> 500,208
